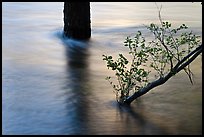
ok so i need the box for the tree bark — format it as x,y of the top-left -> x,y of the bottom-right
64,2 -> 91,40
124,44 -> 202,105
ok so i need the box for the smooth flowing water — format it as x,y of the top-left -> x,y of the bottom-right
2,2 -> 202,135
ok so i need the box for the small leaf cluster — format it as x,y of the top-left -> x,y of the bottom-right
103,31 -> 150,103
147,21 -> 201,78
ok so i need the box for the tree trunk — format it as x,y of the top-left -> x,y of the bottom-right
64,2 -> 91,40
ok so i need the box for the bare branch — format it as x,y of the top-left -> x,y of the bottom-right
174,45 -> 202,70
155,2 -> 163,25
176,45 -> 202,73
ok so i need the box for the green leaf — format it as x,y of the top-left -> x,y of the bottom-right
108,56 -> 112,59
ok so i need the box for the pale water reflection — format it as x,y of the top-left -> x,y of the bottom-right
2,2 -> 202,135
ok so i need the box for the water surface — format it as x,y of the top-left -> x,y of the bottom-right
2,2 -> 202,135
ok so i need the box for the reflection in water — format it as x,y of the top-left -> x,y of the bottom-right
116,102 -> 169,135
62,37 -> 91,134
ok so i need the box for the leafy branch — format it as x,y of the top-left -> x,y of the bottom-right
103,20 -> 202,105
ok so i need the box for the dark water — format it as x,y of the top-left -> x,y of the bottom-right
2,2 -> 202,135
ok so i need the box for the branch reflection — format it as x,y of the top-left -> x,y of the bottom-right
116,100 -> 170,135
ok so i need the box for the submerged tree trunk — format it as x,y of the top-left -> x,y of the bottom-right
64,2 -> 91,40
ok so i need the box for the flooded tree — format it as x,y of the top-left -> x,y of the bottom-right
64,2 -> 91,40
103,5 -> 202,105
103,21 -> 202,105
